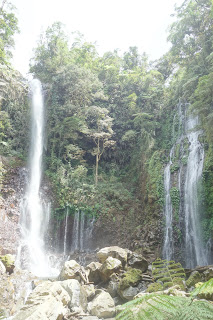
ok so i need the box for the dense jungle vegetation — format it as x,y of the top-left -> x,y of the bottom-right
1,0 -> 213,240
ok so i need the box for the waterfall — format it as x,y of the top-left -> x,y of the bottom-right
79,211 -> 85,251
17,79 -> 52,276
184,116 -> 207,267
162,147 -> 174,260
63,207 -> 69,257
163,103 -> 208,267
71,210 -> 80,253
70,210 -> 94,254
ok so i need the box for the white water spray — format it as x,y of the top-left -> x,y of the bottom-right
17,80 -> 52,276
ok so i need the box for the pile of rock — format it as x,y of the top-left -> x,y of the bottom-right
3,246 -> 212,319
9,246 -> 150,320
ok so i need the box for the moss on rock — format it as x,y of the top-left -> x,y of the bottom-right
186,271 -> 201,288
146,282 -> 163,293
172,277 -> 185,291
0,255 -> 15,274
118,268 -> 142,291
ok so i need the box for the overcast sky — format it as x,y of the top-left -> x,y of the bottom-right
11,0 -> 183,75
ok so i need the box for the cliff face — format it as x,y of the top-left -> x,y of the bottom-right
0,157 -> 26,254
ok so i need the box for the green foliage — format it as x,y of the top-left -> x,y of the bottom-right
116,293 -> 213,320
0,157 -> 5,193
192,277 -> 213,300
201,147 -> 213,239
0,1 -> 19,62
146,151 -> 165,208
0,64 -> 29,156
170,162 -> 180,173
146,282 -> 163,293
170,187 -> 180,217
152,258 -> 185,289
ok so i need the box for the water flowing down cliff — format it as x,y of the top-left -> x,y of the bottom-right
163,103 -> 209,268
162,147 -> 174,261
17,80 -> 53,276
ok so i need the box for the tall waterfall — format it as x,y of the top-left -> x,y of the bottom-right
184,116 -> 207,267
162,147 -> 174,260
163,103 -> 208,267
17,80 -> 51,276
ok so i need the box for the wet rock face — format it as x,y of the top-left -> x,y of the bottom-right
0,162 -> 27,255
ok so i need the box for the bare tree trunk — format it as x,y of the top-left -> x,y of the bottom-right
95,138 -> 100,185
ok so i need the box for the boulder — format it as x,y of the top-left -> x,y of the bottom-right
60,279 -> 87,313
97,246 -> 128,265
106,274 -> 119,298
127,252 -> 148,272
13,281 -> 70,320
203,267 -> 213,281
59,260 -> 86,282
118,268 -> 142,300
186,271 -> 201,288
0,260 -> 6,274
163,286 -> 189,297
83,284 -> 96,300
119,286 -> 139,300
0,254 -> 15,274
100,257 -> 122,282
86,261 -> 102,284
88,290 -> 115,318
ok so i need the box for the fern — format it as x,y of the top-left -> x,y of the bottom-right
116,293 -> 213,320
152,258 -> 185,288
191,278 -> 213,300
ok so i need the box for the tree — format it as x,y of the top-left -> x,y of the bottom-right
30,22 -> 70,82
0,0 -> 19,62
86,106 -> 115,185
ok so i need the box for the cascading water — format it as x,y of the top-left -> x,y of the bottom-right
162,147 -> 174,261
71,210 -> 80,253
17,79 -> 53,276
70,210 -> 94,254
184,116 -> 207,267
163,103 -> 209,267
63,207 -> 69,257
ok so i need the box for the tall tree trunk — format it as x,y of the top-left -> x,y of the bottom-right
95,137 -> 100,185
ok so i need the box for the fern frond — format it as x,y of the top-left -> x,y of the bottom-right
152,258 -> 185,287
191,278 -> 213,300
116,294 -> 213,320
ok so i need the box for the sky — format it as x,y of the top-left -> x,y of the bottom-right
11,0 -> 183,75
